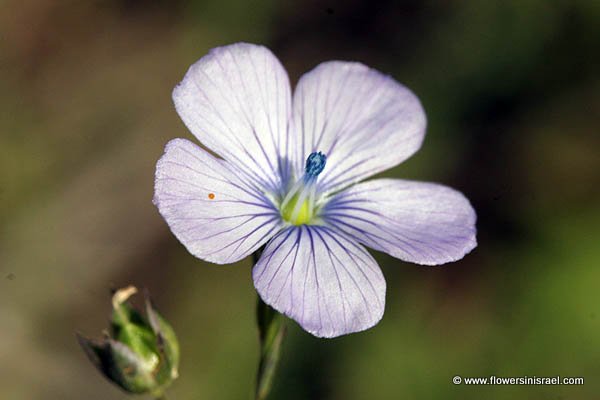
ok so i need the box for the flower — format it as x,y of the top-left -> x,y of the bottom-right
77,286 -> 179,396
154,43 -> 476,338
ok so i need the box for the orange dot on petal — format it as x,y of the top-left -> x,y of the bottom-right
208,193 -> 215,200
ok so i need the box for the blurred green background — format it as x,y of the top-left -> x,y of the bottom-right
1,0 -> 599,399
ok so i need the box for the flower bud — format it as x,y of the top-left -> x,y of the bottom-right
77,286 -> 179,396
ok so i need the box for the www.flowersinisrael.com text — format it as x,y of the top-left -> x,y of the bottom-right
452,375 -> 584,385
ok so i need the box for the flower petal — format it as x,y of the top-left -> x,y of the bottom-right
173,43 -> 292,194
253,225 -> 385,338
323,179 -> 477,265
154,138 -> 283,264
290,61 -> 426,194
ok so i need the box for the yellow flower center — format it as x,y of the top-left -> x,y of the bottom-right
281,194 -> 312,225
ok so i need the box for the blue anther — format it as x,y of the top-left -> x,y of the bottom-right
305,151 -> 327,178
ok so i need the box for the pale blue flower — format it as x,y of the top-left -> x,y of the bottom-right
154,43 -> 477,338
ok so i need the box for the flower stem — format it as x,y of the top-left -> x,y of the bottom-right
253,251 -> 287,400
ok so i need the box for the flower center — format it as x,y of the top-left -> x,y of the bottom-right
280,151 -> 327,225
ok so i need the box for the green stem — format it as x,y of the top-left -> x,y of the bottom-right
253,251 -> 287,400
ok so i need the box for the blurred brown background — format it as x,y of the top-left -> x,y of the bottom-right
1,0 -> 599,399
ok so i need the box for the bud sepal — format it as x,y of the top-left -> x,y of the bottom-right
77,286 -> 179,397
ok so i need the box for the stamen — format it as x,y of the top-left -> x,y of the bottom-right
305,152 -> 327,179
280,151 -> 327,225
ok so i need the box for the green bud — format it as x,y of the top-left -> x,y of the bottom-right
77,286 -> 179,397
